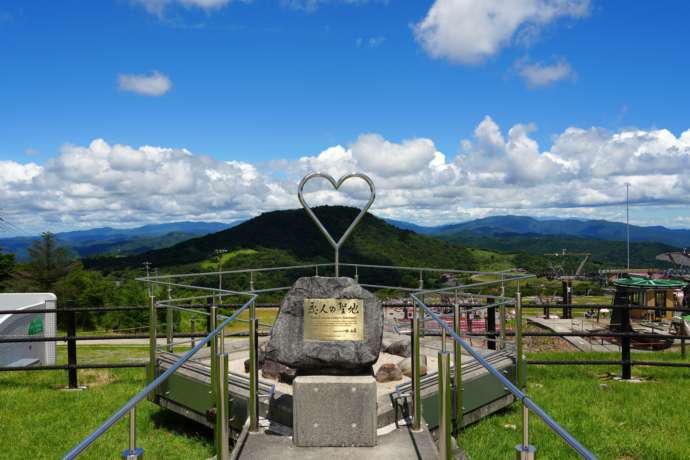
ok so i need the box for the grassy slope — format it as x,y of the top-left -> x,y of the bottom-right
0,346 -> 212,460
2,348 -> 689,459
461,351 -> 690,459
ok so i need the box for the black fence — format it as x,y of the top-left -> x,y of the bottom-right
0,304 -> 215,388
1,302 -> 688,387
468,303 -> 690,379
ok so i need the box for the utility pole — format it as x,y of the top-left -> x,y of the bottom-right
625,183 -> 630,270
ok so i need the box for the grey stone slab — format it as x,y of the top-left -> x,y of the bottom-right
235,424 -> 441,460
265,276 -> 383,373
293,375 -> 377,447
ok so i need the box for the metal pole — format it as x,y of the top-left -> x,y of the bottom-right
516,286 -> 526,389
249,301 -> 259,431
354,265 -> 359,282
66,305 -> 78,389
215,352 -> 229,460
147,296 -> 157,402
438,351 -> 452,460
335,247 -> 339,277
121,406 -> 143,459
412,299 -> 422,431
626,183 -> 630,270
166,285 -> 173,353
515,404 -> 536,460
500,275 -> 507,349
210,305 -> 218,433
453,302 -> 462,435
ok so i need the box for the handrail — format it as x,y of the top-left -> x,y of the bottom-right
411,293 -> 597,459
61,295 -> 257,460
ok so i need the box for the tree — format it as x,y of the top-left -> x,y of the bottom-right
23,232 -> 76,291
0,246 -> 15,289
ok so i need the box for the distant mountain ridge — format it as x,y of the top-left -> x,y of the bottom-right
386,215 -> 690,248
85,206 -> 478,273
0,221 -> 239,260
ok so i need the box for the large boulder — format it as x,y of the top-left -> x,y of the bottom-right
264,276 -> 383,374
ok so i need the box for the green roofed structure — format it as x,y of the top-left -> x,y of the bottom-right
611,275 -> 687,331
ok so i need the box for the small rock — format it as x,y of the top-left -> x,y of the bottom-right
261,359 -> 297,384
375,363 -> 403,383
504,424 -> 517,430
383,338 -> 411,358
599,383 -> 609,390
398,355 -> 427,378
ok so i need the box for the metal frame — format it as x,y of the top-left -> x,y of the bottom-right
297,172 -> 376,276
409,277 -> 597,460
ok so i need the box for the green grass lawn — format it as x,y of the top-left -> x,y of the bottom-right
0,346 -> 213,460
460,351 -> 690,459
1,347 -> 688,459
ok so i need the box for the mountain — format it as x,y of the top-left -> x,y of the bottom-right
85,206 -> 479,274
440,231 -> 677,270
0,221 -> 238,260
382,219 -> 438,234
386,215 -> 690,248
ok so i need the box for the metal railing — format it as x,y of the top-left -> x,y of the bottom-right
62,287 -> 260,460
408,278 -> 597,460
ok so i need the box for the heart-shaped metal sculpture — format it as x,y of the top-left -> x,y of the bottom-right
298,172 -> 376,276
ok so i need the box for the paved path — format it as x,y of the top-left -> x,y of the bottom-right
528,317 -> 620,352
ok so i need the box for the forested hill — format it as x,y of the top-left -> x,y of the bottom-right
85,206 -> 478,272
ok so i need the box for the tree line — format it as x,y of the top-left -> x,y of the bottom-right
0,232 -> 149,330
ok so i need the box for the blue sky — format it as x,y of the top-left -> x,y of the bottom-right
1,0 -> 690,233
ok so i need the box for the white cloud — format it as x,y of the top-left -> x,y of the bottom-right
356,36 -> 386,48
4,117 -> 690,232
414,0 -> 590,64
117,71 -> 172,97
132,0 -> 237,15
516,57 -> 575,87
281,0 -> 387,13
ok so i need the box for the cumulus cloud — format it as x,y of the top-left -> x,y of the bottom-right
117,71 -> 172,97
414,0 -> 590,64
3,117 -> 690,232
516,57 -> 575,87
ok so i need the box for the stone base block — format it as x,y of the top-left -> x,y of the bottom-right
293,375 -> 377,447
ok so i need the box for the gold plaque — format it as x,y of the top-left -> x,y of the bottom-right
303,298 -> 364,342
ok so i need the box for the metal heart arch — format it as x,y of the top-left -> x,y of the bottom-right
297,172 -> 376,250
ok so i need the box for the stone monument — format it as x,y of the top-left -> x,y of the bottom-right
265,172 -> 383,447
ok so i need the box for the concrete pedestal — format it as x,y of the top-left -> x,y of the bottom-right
293,375 -> 377,447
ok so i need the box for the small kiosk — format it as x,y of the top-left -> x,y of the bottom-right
610,275 -> 687,328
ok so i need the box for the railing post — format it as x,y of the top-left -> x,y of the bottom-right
66,302 -> 78,389
487,297 -> 496,351
215,348 -> 229,460
206,296 -> 213,347
121,406 -> 143,459
438,351 -> 452,460
515,287 -> 526,389
500,277 -> 507,350
453,302 -> 462,435
147,296 -> 157,402
412,299 -> 422,431
621,305 -> 631,380
248,300 -> 259,432
166,286 -> 173,353
515,404 -> 536,459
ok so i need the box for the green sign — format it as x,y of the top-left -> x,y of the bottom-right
28,317 -> 44,336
